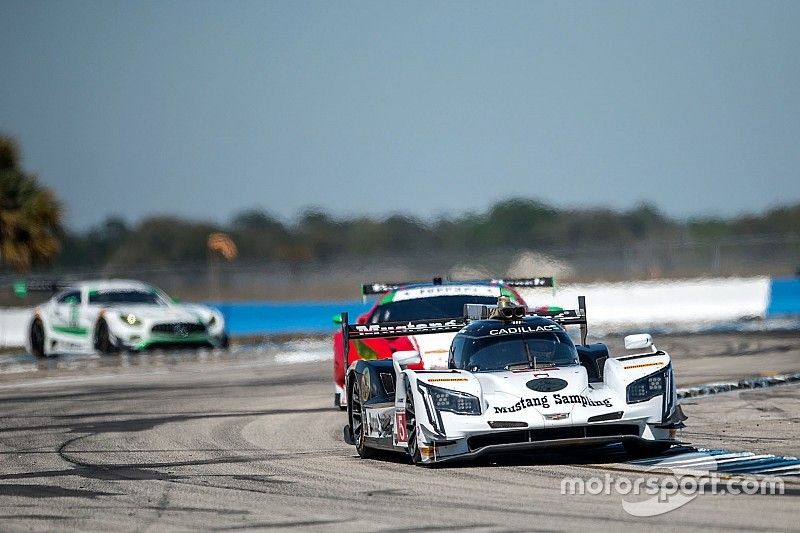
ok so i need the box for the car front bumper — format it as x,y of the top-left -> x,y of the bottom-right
412,417 -> 682,464
131,333 -> 215,351
416,434 -> 683,464
112,328 -> 226,351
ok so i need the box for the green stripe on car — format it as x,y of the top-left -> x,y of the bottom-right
379,291 -> 396,305
52,325 -> 88,336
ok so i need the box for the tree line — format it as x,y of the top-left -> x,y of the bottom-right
53,199 -> 800,271
1,133 -> 798,273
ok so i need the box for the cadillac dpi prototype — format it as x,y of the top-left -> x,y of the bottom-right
341,297 -> 686,465
26,279 -> 228,357
332,277 -> 557,409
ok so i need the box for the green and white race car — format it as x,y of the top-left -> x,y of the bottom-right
25,279 -> 228,357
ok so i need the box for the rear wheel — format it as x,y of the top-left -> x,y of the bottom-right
94,319 -> 118,355
334,392 -> 346,411
29,319 -> 46,358
349,375 -> 377,458
406,382 -> 421,465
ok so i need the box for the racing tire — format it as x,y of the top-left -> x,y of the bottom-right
334,392 -> 346,411
219,333 -> 230,350
623,440 -> 673,458
29,318 -> 46,359
94,319 -> 119,355
405,382 -> 422,465
349,375 -> 378,459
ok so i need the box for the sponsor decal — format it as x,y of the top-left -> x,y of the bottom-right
60,341 -> 84,351
368,283 -> 396,294
493,394 -> 613,413
69,304 -> 80,328
553,393 -> 613,408
489,324 -> 561,336
526,378 -> 568,392
494,278 -> 551,287
495,396 -> 551,412
395,411 -> 408,443
353,319 -> 462,336
427,378 -> 469,383
366,408 -> 393,438
393,285 -> 500,302
624,361 -> 664,370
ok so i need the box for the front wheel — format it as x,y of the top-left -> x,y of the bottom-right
406,382 -> 421,465
218,333 -> 230,350
29,319 -> 46,358
349,375 -> 378,459
94,319 -> 118,355
334,392 -> 346,411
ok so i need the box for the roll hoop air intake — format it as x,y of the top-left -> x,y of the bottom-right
488,296 -> 526,321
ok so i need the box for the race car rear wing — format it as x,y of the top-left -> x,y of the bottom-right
341,313 -> 468,369
360,276 -> 555,298
341,296 -> 588,369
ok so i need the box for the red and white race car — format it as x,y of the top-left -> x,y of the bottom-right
332,277 -> 556,408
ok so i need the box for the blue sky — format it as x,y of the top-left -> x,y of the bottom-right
1,1 -> 799,229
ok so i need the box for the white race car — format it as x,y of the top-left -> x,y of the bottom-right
341,296 -> 686,465
26,279 -> 228,357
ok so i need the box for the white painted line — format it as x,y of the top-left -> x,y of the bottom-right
760,465 -> 800,474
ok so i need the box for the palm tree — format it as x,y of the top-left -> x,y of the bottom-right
0,135 -> 63,273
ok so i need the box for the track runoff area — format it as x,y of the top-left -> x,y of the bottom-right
0,328 -> 798,529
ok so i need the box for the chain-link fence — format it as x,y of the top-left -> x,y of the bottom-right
2,236 -> 799,304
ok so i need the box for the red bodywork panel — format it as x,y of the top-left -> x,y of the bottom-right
332,287 -> 528,391
332,303 -> 423,391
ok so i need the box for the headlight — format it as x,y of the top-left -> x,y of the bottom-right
120,313 -> 141,326
419,382 -> 481,415
626,365 -> 670,403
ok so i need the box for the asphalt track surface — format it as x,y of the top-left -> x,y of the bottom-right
0,332 -> 798,532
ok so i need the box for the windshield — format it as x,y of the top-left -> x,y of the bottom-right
450,331 -> 578,371
88,289 -> 165,305
370,295 -> 501,323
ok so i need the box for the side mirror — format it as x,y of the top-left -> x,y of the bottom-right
332,313 -> 343,325
392,350 -> 421,368
624,334 -> 653,350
